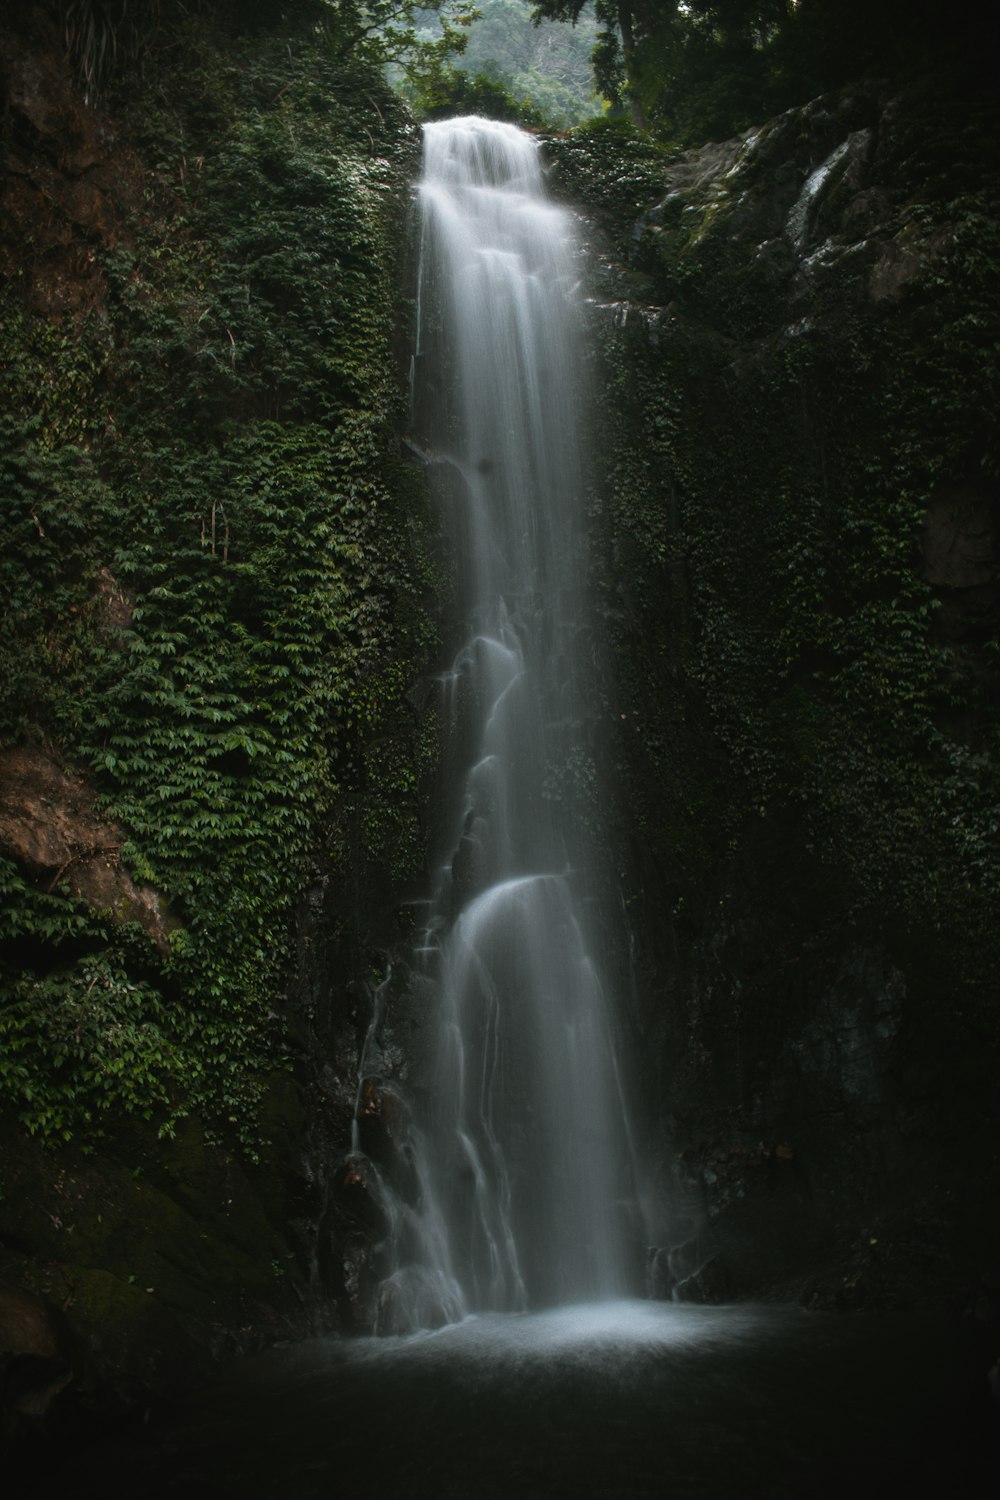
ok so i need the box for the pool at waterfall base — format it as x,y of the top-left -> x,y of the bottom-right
65,1299 -> 994,1498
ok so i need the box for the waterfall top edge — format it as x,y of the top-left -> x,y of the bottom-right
420,116 -> 543,193
421,114 -> 539,140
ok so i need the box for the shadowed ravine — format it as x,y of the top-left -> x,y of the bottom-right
54,113 -> 996,1500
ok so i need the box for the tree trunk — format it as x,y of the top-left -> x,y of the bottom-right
617,2 -> 649,129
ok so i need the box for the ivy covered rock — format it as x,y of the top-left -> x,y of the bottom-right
0,0 -> 439,1417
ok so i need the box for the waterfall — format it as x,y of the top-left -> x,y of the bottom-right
371,117 -> 639,1332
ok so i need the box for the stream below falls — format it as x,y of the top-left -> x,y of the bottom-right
66,1301 -> 993,1498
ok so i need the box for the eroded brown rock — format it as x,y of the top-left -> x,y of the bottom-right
0,1282 -> 62,1359
0,744 -> 176,951
0,17 -> 145,314
0,1284 -> 74,1420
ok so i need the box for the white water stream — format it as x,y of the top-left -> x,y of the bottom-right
370,117 -> 639,1330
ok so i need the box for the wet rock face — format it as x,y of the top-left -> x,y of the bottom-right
923,481 -> 1000,643
626,82 -> 946,326
0,1101 -> 327,1448
357,1079 -> 404,1165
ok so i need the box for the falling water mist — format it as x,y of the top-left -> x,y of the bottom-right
369,116 -> 643,1333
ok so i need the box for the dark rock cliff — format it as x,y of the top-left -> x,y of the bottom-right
548,78 -> 1000,1315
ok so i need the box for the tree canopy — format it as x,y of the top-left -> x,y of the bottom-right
532,1 -> 998,140
60,1 -> 479,98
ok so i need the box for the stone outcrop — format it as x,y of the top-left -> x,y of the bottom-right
0,11 -> 144,314
0,744 -> 177,951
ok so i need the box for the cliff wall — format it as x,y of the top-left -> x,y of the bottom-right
0,4 -> 437,1438
549,79 -> 1000,1309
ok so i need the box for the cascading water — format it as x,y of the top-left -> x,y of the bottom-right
371,116 -> 640,1331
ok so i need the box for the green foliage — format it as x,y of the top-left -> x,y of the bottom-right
0,856 -> 185,1144
0,957 -> 184,1145
1,15 -> 438,1147
544,118 -> 671,249
407,62 -> 549,126
323,0 -> 480,74
0,856 -> 92,950
61,1 -> 334,99
534,2 -> 995,142
531,2 -> 662,120
0,422 -> 106,738
60,0 -> 479,104
454,0 -> 599,126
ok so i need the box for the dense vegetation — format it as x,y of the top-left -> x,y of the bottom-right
1,6 -> 438,1148
534,1 -> 998,139
408,0 -> 597,125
